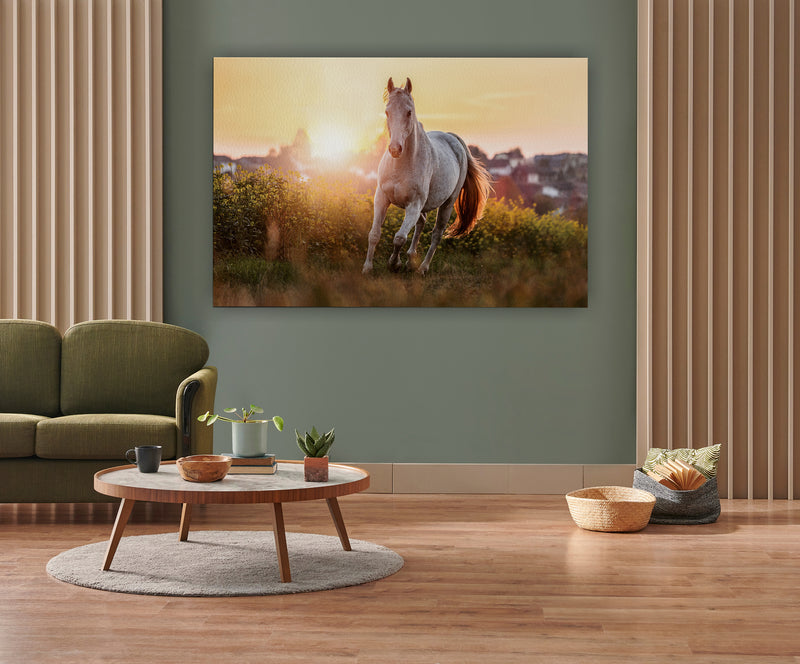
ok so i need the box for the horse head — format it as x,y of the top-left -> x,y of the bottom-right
385,77 -> 415,158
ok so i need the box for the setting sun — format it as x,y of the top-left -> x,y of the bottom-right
309,123 -> 356,162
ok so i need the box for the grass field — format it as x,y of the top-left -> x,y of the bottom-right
212,168 -> 587,307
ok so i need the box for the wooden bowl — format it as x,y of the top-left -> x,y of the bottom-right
176,455 -> 232,483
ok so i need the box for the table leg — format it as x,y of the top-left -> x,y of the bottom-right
326,497 -> 352,551
271,502 -> 291,583
102,498 -> 136,571
179,503 -> 193,541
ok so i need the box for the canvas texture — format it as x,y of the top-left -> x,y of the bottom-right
633,469 -> 721,525
60,320 -> 209,416
0,320 -> 62,417
212,58 -> 589,308
641,444 -> 721,479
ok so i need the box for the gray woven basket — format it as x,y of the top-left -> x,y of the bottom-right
633,469 -> 720,525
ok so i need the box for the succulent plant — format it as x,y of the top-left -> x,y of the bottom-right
295,426 -> 335,458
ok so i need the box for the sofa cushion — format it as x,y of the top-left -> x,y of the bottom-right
0,320 -> 61,416
35,414 -> 178,460
60,320 -> 209,417
0,414 -> 49,458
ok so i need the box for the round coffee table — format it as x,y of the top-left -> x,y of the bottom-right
94,460 -> 370,583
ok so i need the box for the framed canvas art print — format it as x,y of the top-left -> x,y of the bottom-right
213,57 -> 588,307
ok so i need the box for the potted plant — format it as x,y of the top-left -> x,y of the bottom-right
198,405 -> 284,458
295,426 -> 335,481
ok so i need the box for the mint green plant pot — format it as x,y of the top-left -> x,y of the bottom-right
231,422 -> 268,457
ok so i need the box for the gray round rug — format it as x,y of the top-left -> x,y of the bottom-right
46,531 -> 404,596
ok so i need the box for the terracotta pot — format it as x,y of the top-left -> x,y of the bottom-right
304,456 -> 329,482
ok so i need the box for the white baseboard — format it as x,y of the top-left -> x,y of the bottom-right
338,463 -> 637,494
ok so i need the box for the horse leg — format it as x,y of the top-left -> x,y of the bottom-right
362,189 -> 390,274
418,202 -> 455,276
406,213 -> 427,269
389,203 -> 423,272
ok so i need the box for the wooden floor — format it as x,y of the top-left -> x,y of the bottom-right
1,495 -> 799,663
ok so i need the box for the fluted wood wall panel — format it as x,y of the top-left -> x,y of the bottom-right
0,0 -> 162,331
638,0 -> 798,498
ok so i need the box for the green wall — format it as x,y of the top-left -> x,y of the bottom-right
162,0 -> 638,463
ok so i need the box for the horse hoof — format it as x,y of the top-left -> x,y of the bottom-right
362,265 -> 373,275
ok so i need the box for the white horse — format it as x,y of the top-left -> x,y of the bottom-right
362,77 -> 492,276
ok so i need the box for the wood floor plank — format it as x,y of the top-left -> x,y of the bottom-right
1,495 -> 799,662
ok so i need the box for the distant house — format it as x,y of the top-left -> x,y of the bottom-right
487,148 -> 525,179
487,154 -> 512,178
505,148 -> 524,168
488,163 -> 513,178
533,153 -> 588,184
237,156 -> 271,171
213,155 -> 237,175
510,161 -> 540,185
492,149 -> 524,168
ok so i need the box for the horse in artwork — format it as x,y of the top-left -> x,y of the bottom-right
362,77 -> 492,276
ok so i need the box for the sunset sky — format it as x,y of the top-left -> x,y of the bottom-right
213,57 -> 588,162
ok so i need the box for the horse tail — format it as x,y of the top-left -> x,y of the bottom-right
447,136 -> 493,238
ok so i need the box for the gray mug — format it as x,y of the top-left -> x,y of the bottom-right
125,445 -> 162,473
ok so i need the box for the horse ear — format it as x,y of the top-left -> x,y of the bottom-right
405,78 -> 412,94
387,77 -> 395,93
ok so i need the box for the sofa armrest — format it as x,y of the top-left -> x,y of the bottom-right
175,366 -> 218,457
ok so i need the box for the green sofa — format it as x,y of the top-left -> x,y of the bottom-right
0,319 -> 217,502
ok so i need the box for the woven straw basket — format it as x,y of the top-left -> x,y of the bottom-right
565,486 -> 656,532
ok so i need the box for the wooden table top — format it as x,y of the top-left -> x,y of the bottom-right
94,460 -> 370,504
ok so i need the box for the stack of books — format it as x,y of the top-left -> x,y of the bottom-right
225,453 -> 277,475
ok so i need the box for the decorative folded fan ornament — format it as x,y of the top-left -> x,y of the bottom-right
645,458 -> 707,491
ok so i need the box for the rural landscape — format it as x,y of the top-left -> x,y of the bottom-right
213,57 -> 588,307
